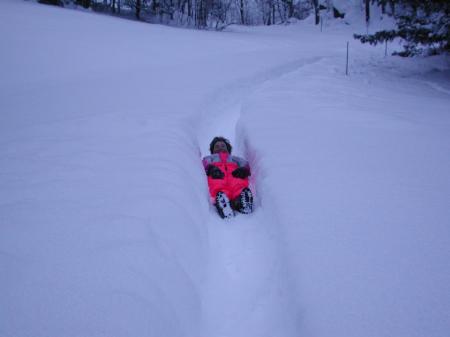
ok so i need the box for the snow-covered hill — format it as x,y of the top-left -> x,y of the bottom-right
1,1 -> 449,337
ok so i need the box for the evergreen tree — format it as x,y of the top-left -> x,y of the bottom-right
354,0 -> 449,56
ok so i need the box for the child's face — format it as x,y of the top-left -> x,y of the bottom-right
213,141 -> 229,154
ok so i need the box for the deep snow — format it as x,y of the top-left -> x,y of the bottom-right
1,1 -> 449,337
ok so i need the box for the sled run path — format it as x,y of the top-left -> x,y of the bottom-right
196,64 -> 310,336
194,53 -> 329,336
199,135 -> 299,336
201,209 -> 298,337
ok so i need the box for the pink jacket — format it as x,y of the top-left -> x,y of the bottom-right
202,152 -> 250,200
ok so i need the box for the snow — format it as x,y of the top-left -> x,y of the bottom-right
238,54 -> 450,337
1,1 -> 450,337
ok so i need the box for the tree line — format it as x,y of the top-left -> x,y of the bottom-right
38,0 -> 449,56
40,0 -> 314,28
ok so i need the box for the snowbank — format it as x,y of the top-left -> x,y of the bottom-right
238,49 -> 450,337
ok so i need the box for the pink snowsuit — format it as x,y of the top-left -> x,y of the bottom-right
202,152 -> 250,201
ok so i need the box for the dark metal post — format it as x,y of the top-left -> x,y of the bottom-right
346,41 -> 349,76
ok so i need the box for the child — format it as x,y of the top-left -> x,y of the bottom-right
202,137 -> 253,218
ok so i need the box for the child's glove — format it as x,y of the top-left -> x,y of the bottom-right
207,165 -> 224,179
232,167 -> 250,179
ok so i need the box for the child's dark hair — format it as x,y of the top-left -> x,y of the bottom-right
209,137 -> 232,154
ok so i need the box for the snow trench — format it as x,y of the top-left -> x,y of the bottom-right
193,61 -> 314,337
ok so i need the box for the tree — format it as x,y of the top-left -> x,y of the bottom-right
239,0 -> 245,24
210,0 -> 233,29
136,0 -> 142,19
282,0 -> 293,19
311,0 -> 319,25
74,0 -> 91,8
195,0 -> 215,28
365,0 -> 370,25
355,0 -> 450,56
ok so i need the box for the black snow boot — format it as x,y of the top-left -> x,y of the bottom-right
237,188 -> 253,214
215,192 -> 234,219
